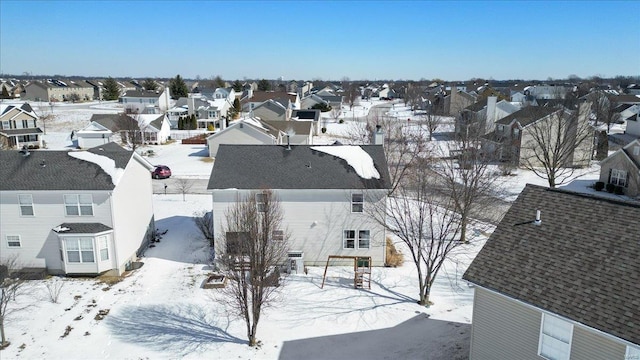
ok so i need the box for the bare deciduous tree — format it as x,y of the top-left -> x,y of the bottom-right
0,256 -> 30,349
520,103 -> 594,188
193,210 -> 215,247
174,178 -> 193,201
586,90 -> 620,132
114,113 -> 144,151
44,278 -> 65,304
217,190 -> 288,346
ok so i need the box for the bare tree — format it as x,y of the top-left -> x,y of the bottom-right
193,210 -> 215,247
344,82 -> 359,111
37,112 -> 55,135
330,105 -> 342,124
586,90 -> 620,132
114,113 -> 144,151
371,159 -> 465,305
0,256 -> 30,349
520,103 -> 594,188
217,190 -> 288,346
420,103 -> 441,141
174,178 -> 193,201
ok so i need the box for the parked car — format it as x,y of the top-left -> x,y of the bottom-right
152,165 -> 171,179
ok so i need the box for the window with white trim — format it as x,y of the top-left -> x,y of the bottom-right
7,235 -> 21,248
1,120 -> 10,129
343,230 -> 370,249
98,236 -> 109,261
256,193 -> 266,212
538,313 -> 573,360
18,194 -> 34,216
64,237 -> 95,263
272,230 -> 284,242
610,169 -> 628,187
633,145 -> 640,156
351,193 -> 364,213
64,194 -> 93,216
627,345 -> 640,360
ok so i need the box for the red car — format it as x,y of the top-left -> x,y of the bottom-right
152,165 -> 171,179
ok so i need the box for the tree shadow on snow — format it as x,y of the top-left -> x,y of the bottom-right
188,146 -> 209,157
106,303 -> 244,355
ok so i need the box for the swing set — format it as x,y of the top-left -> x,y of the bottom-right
320,255 -> 372,289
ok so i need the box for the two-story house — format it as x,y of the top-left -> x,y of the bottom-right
120,88 -> 172,115
598,139 -> 640,198
207,144 -> 391,268
463,184 -> 640,360
455,96 -> 520,138
23,79 -> 94,102
0,102 -> 43,149
0,142 -> 155,275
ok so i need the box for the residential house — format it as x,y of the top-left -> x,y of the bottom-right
120,88 -> 172,114
0,142 -> 155,275
75,114 -> 119,148
455,96 -> 520,137
626,84 -> 640,95
242,91 -> 299,113
626,112 -> 640,137
252,99 -> 289,121
598,139 -> 640,198
206,119 -> 278,158
463,184 -> 640,360
292,109 -> 322,135
207,144 -> 391,267
300,94 -> 330,110
481,105 -> 592,167
23,79 -> 94,102
0,102 -> 43,149
262,120 -> 314,145
135,114 -> 171,144
448,86 -> 477,116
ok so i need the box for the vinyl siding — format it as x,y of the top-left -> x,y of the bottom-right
212,189 -> 386,266
207,126 -> 275,157
470,287 -> 629,360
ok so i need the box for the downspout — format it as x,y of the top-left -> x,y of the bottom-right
108,191 -> 121,275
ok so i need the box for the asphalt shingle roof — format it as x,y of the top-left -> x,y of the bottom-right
0,142 -> 133,191
207,145 -> 391,190
463,184 -> 640,345
495,106 -> 558,126
56,223 -> 113,234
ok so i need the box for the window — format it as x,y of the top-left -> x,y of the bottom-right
634,146 -> 640,156
18,194 -> 34,216
343,230 -> 371,249
22,120 -> 29,128
272,230 -> 284,242
256,193 -> 266,212
98,236 -> 109,261
6,235 -> 21,248
627,345 -> 640,360
514,128 -> 520,137
65,238 -> 95,263
208,110 -> 217,118
351,193 -> 364,213
538,313 -> 573,360
1,120 -> 9,129
64,194 -> 93,216
610,169 -> 628,187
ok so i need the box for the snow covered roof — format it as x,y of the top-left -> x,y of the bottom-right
310,146 -> 380,179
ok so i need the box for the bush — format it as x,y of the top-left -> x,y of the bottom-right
207,124 -> 215,131
384,237 -> 404,267
594,181 -> 605,191
338,119 -> 344,124
321,127 -> 327,133
605,183 -> 615,193
614,186 -> 625,195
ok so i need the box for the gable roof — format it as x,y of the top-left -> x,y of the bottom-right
253,100 -> 287,117
89,114 -> 123,132
0,142 -> 133,191
244,91 -> 296,104
292,109 -> 321,122
261,120 -> 313,135
495,106 -> 559,127
121,90 -> 161,98
207,145 -> 391,190
463,184 -> 640,346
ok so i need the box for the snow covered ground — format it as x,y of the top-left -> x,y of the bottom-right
3,98 -> 627,359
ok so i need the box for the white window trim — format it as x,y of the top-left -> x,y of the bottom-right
611,169 -> 628,187
633,146 -> 640,156
538,313 -> 573,360
98,236 -> 109,261
342,229 -> 371,249
63,237 -> 96,264
272,230 -> 284,242
18,194 -> 34,216
626,345 -> 640,360
351,193 -> 364,213
6,235 -> 21,248
256,193 -> 266,212
64,194 -> 94,216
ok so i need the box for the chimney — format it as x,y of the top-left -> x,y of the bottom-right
486,96 -> 497,128
372,124 -> 384,146
187,96 -> 195,116
534,210 -> 541,226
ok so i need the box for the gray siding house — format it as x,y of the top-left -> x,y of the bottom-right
0,142 -> 155,275
598,139 -> 640,198
207,144 -> 391,268
463,184 -> 640,360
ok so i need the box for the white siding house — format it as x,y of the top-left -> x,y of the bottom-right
207,144 -> 391,267
0,142 -> 155,275
205,120 -> 278,158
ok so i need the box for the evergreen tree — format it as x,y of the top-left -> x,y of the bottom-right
103,77 -> 120,100
232,80 -> 243,92
169,74 -> 189,99
214,75 -> 225,88
233,97 -> 241,115
191,114 -> 198,129
142,78 -> 157,91
258,79 -> 271,91
178,116 -> 184,130
0,86 -> 11,99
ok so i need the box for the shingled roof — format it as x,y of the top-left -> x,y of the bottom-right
207,145 -> 391,190
0,142 -> 133,191
495,106 -> 559,126
463,184 -> 640,346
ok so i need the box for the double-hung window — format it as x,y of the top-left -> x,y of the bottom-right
256,193 -> 266,212
272,230 -> 284,242
18,194 -> 34,216
610,169 -> 628,187
351,193 -> 364,213
343,230 -> 371,249
538,313 -> 573,360
98,236 -> 109,261
6,235 -> 21,248
64,194 -> 93,216
65,237 -> 95,263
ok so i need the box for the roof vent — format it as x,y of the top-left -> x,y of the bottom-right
40,159 -> 46,167
19,145 -> 30,157
534,210 -> 541,226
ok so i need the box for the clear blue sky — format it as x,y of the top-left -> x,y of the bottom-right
1,1 -> 638,81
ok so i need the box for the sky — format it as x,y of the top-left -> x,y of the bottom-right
1,1 -> 638,82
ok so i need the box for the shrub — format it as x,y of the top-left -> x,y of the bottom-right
321,127 -> 327,133
614,186 -> 625,195
338,119 -> 344,124
207,124 -> 215,131
605,183 -> 615,193
385,237 -> 404,267
594,181 -> 605,191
